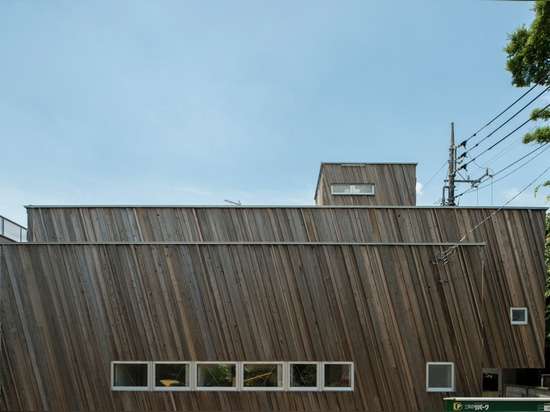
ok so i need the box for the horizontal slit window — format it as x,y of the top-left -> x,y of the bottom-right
331,183 -> 374,195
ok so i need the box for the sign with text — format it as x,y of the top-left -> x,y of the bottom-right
445,398 -> 550,411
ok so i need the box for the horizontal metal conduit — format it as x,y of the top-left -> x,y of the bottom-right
1,241 -> 487,246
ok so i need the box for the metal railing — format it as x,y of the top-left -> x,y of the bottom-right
0,215 -> 27,242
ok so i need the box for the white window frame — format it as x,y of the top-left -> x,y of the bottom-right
153,361 -> 192,391
331,183 -> 375,195
510,307 -> 528,325
242,362 -> 284,391
111,361 -> 151,391
321,362 -> 354,391
288,362 -> 320,391
196,362 -> 239,391
426,362 -> 455,392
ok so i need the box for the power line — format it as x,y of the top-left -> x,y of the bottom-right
487,101 -> 550,152
434,163 -> 550,265
468,139 -> 522,178
453,103 -> 549,198
455,143 -> 549,200
460,75 -> 550,148
478,144 -> 549,189
442,72 -> 550,206
420,161 -> 447,194
458,94 -> 550,172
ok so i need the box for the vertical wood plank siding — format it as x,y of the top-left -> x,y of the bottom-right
27,206 -> 546,246
2,206 -> 546,411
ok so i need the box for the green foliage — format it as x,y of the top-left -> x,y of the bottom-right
522,125 -> 550,144
531,108 -> 550,122
533,180 -> 550,203
504,1 -> 550,88
504,1 -> 550,200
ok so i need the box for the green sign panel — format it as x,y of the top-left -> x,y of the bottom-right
445,398 -> 550,411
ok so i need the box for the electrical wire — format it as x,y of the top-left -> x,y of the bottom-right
459,96 -> 550,172
478,140 -> 523,170
476,144 -> 549,189
465,85 -> 550,151
454,143 -> 549,199
486,102 -> 550,152
420,161 -> 447,194
441,72 -> 550,207
433,163 -> 550,265
460,72 -> 550,148
467,139 -> 522,178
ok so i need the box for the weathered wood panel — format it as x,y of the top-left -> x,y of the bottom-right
26,206 -> 545,246
2,204 -> 546,410
22,206 -> 548,370
1,237 -> 545,411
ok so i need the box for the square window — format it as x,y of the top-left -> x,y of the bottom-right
290,363 -> 318,390
154,362 -> 190,390
426,362 -> 455,392
112,362 -> 150,391
323,362 -> 353,390
510,307 -> 528,325
243,363 -> 283,390
196,363 -> 237,390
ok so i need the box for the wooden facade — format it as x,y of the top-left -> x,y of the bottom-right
314,162 -> 417,206
0,163 -> 546,411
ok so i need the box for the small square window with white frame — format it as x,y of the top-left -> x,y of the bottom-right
322,362 -> 353,390
196,362 -> 238,390
426,362 -> 455,392
242,362 -> 284,390
111,361 -> 150,391
289,362 -> 319,391
154,362 -> 191,390
510,307 -> 528,325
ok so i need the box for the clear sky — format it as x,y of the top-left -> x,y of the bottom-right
1,0 -> 548,227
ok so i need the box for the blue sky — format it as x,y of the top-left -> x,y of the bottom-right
1,1 -> 548,226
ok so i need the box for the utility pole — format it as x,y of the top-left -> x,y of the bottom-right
442,122 -> 492,206
446,123 -> 456,206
